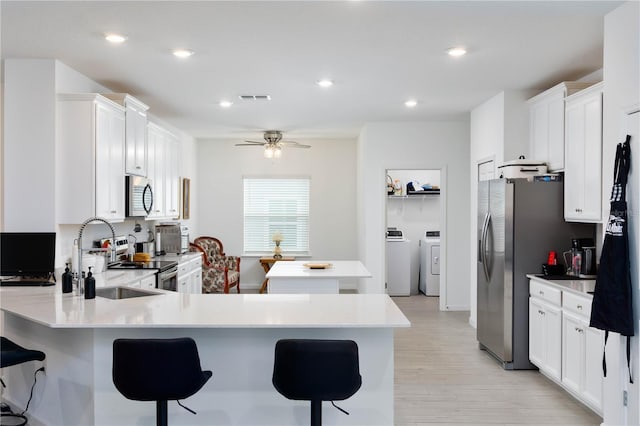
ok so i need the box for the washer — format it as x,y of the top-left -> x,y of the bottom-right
386,234 -> 411,296
419,231 -> 440,296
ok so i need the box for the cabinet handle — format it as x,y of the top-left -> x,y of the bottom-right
539,291 -> 544,295
538,310 -> 545,315
136,166 -> 142,169
577,305 -> 583,310
110,210 -> 116,214
575,327 -> 584,333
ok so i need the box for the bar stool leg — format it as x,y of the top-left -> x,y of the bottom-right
310,400 -> 322,426
156,400 -> 168,426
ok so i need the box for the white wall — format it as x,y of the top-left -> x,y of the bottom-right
601,2 -> 640,425
358,121 -> 470,309
3,60 -> 57,231
468,90 -> 533,326
386,169 -> 441,294
196,138 -> 358,289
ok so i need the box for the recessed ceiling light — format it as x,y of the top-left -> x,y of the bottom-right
316,79 -> 334,88
173,49 -> 195,58
405,100 -> 418,108
447,47 -> 467,57
105,33 -> 127,44
219,100 -> 233,108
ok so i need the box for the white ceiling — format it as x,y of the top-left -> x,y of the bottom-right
1,1 -> 621,140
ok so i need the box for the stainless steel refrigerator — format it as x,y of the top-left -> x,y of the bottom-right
477,178 -> 594,369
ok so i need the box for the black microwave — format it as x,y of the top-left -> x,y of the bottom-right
126,176 -> 153,217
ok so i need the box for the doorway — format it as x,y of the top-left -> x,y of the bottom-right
385,168 -> 446,309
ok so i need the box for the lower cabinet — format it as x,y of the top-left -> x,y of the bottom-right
529,297 -> 562,381
177,256 -> 203,294
529,279 -> 603,415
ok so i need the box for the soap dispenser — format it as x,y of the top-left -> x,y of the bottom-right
62,262 -> 73,294
84,266 -> 96,299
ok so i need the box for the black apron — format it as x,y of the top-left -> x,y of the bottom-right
589,135 -> 633,383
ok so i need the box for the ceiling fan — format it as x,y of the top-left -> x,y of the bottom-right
235,130 -> 310,158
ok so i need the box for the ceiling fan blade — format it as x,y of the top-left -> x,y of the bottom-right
235,143 -> 265,146
280,141 -> 311,148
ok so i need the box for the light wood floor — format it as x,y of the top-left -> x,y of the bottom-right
392,295 -> 602,426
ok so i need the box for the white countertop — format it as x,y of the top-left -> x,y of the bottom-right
266,260 -> 372,279
527,274 -> 596,296
1,287 -> 409,329
154,252 -> 202,263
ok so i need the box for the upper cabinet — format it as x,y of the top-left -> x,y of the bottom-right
564,82 -> 603,223
56,94 -> 126,223
146,121 -> 180,220
528,82 -> 594,172
102,94 -> 150,177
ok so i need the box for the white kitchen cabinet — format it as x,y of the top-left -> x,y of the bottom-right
527,82 -> 594,172
177,255 -> 202,294
140,275 -> 156,289
146,121 -> 180,220
103,94 -> 149,177
528,281 -> 562,381
561,291 -> 603,414
57,94 -> 125,224
564,82 -> 603,222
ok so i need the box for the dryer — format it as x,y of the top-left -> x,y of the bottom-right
419,231 -> 440,296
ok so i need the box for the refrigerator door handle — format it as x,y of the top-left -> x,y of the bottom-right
479,212 -> 489,263
482,212 -> 491,282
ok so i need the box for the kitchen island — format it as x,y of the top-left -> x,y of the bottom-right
0,283 -> 409,425
266,260 -> 372,294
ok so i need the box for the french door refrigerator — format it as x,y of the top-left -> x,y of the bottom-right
477,178 -> 594,369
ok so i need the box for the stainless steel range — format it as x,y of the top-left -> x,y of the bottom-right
108,260 -> 178,291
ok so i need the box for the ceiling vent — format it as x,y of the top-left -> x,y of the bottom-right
239,95 -> 271,101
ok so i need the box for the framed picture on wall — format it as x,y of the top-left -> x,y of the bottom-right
182,178 -> 191,219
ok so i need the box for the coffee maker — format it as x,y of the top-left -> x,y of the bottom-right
567,238 -> 597,278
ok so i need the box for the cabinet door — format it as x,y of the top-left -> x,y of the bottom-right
530,102 -> 549,164
545,303 -> 562,381
191,267 -> 202,294
140,275 -> 156,289
146,124 -> 165,219
547,92 -> 566,171
583,324 -> 604,412
164,133 -> 180,218
177,275 -> 190,294
125,103 -> 148,176
529,298 -> 546,368
95,102 -> 125,221
562,311 -> 584,394
564,85 -> 602,222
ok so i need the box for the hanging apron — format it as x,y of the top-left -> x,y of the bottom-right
589,135 -> 633,383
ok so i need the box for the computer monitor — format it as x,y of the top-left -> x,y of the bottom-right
0,232 -> 56,277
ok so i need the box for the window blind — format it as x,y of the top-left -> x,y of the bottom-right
243,177 -> 310,254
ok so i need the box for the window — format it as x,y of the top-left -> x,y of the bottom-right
243,177 -> 310,255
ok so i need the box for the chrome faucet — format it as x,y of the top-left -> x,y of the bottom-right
76,217 -> 117,295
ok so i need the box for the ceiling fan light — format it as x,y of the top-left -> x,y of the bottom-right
264,146 -> 274,158
273,146 -> 282,158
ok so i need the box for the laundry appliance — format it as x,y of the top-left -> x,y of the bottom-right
419,231 -> 440,296
386,228 -> 411,296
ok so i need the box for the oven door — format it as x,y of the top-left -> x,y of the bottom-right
157,266 -> 178,291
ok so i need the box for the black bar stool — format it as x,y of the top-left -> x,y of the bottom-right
272,339 -> 362,426
0,336 -> 46,426
112,337 -> 212,426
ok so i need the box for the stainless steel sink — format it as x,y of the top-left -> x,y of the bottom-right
96,286 -> 161,300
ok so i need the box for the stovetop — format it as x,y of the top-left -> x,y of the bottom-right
108,260 -> 178,272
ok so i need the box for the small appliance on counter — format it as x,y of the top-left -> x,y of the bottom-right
155,223 -> 189,254
563,238 -> 597,278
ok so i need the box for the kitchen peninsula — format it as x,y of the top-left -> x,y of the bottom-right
1,282 -> 409,425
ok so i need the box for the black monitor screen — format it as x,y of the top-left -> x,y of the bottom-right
0,232 -> 56,276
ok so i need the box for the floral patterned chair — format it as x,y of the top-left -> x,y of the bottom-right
189,237 -> 241,294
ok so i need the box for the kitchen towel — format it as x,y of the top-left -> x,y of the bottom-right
589,135 -> 633,383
